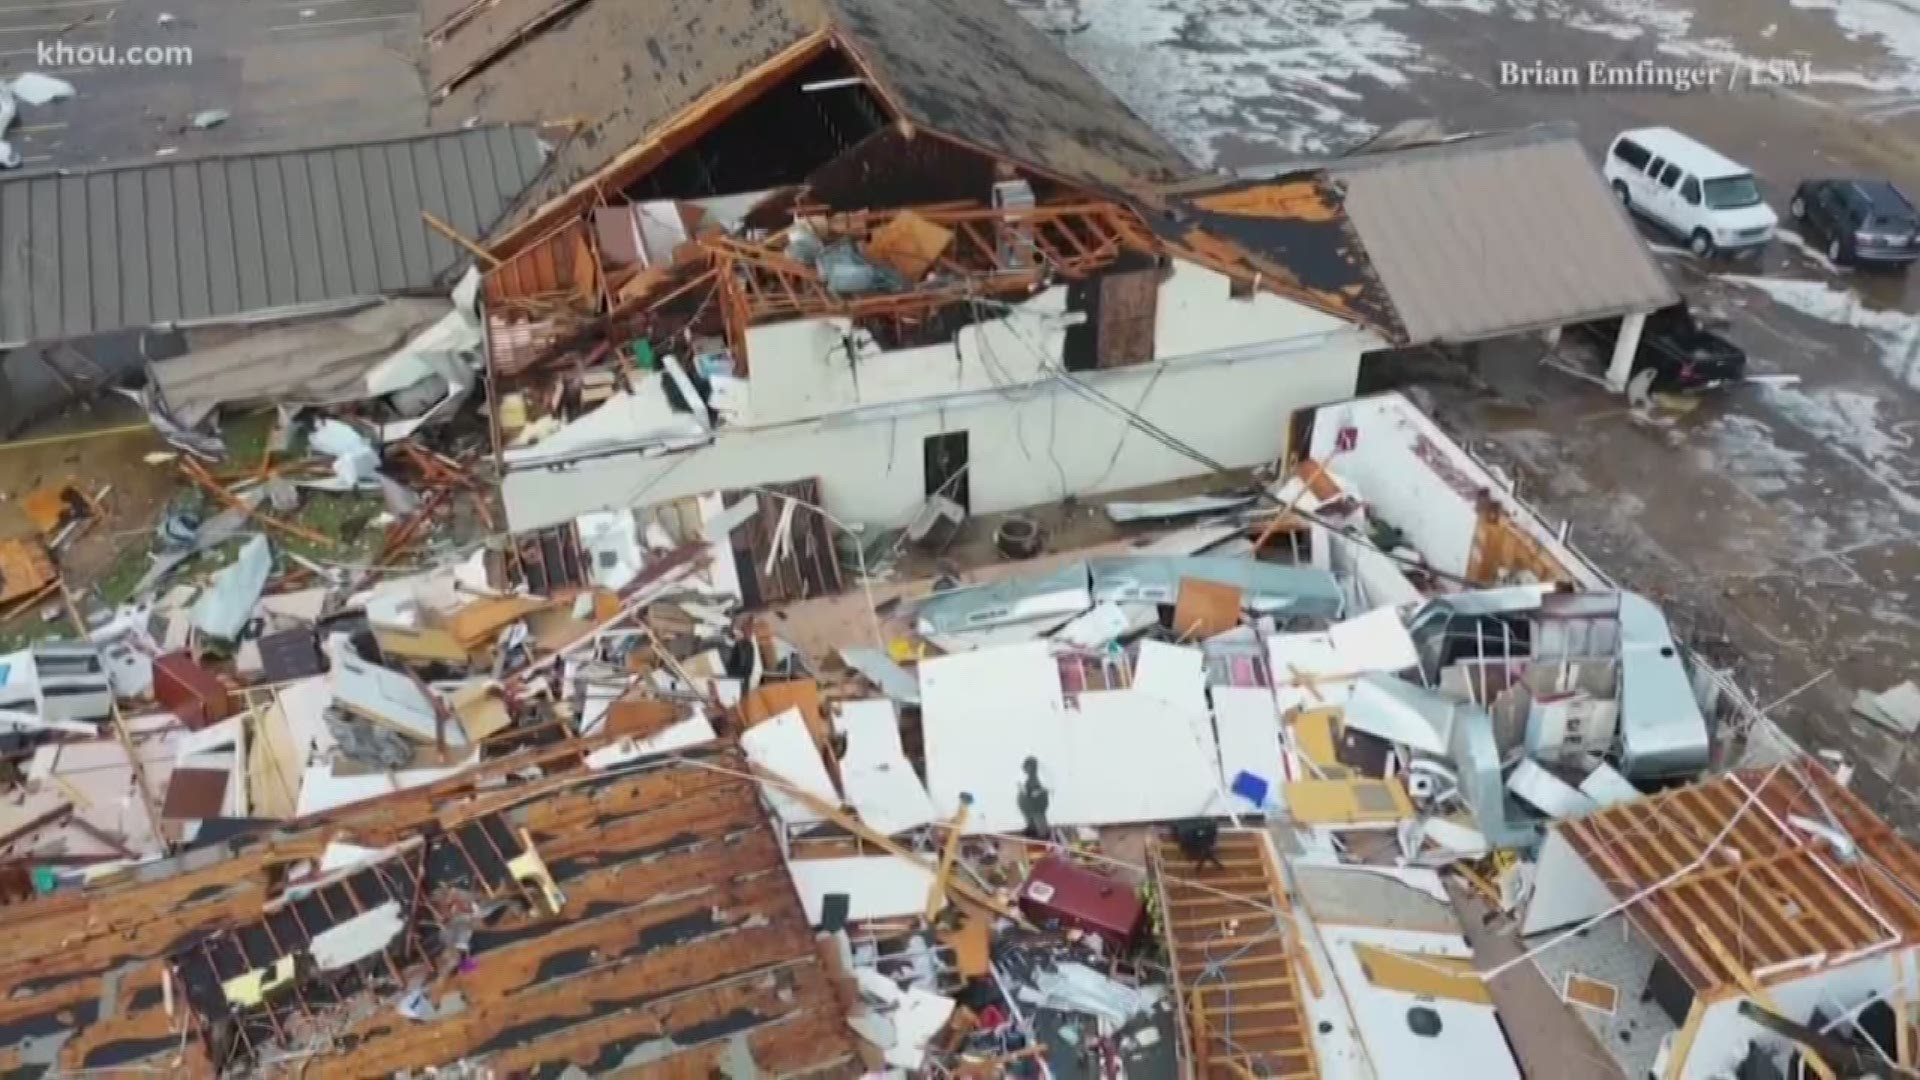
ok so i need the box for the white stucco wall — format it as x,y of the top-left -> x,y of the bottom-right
740,287 -> 1071,426
738,262 -> 1352,429
503,326 -> 1374,532
1305,394 -> 1608,588
1155,259 -> 1351,356
1679,945 -> 1916,1078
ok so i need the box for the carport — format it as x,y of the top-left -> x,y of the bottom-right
0,126 -> 550,434
1197,122 -> 1680,392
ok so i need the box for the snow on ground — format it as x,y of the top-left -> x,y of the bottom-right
1036,0 -> 1430,163
1023,0 -> 1920,167
1773,229 -> 1844,275
1762,385 -> 1920,509
1721,274 -> 1920,389
1791,0 -> 1920,87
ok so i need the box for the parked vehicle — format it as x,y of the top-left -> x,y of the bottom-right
1603,127 -> 1777,257
1573,300 -> 1748,392
1789,178 -> 1920,269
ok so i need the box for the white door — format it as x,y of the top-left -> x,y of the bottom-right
1644,160 -> 1688,233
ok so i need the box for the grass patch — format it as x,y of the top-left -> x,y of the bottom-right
220,411 -> 280,465
94,541 -> 155,608
280,490 -> 388,566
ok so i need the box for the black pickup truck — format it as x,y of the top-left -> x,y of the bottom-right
1573,300 -> 1747,392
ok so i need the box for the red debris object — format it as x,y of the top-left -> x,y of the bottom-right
153,652 -> 236,731
1017,856 -> 1145,954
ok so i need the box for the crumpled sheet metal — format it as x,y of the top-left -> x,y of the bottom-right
190,534 -> 272,640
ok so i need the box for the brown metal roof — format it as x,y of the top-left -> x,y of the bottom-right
427,0 -> 1188,234
1321,125 -> 1678,345
0,743 -> 862,1077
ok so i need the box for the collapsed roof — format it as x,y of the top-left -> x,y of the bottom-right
429,0 -> 1193,246
0,741 -> 860,1076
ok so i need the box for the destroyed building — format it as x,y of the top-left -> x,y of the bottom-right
0,127 -> 552,436
427,0 -> 1674,535
1,377 -> 1913,1078
0,1 -> 1913,1077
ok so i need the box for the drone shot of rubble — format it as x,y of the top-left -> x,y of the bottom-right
1,0 -> 1919,1077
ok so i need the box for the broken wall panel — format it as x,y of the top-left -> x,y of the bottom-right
728,478 -> 844,606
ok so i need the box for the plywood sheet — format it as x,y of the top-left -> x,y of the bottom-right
447,596 -> 550,648
1290,708 -> 1349,778
864,210 -> 952,281
1284,778 -> 1415,827
1172,577 -> 1241,639
248,702 -> 302,819
743,678 -> 827,746
1562,973 -> 1618,1015
1352,942 -> 1492,1004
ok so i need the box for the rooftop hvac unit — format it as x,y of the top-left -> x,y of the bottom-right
993,179 -> 1037,270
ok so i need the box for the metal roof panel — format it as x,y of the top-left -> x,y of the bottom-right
0,126 -> 549,345
1331,127 -> 1679,344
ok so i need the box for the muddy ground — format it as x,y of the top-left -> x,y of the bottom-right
1032,0 -> 1920,825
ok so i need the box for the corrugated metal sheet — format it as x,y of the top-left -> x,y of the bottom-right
1328,126 -> 1679,345
0,126 -> 550,347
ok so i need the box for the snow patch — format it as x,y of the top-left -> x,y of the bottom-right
1761,386 -> 1920,511
1773,230 -> 1843,274
1037,0 -> 1433,163
1721,274 -> 1920,389
1791,0 -> 1920,89
1701,413 -> 1809,495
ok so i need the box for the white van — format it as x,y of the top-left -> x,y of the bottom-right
1603,127 -> 1776,256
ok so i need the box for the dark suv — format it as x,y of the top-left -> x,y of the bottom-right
1789,178 -> 1920,268
1573,300 -> 1747,392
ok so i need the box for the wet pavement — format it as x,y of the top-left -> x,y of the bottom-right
0,0 -> 426,170
1031,0 -> 1920,828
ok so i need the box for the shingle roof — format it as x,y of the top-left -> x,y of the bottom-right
1320,125 -> 1679,344
0,126 -> 549,347
0,742 -> 861,1076
427,0 -> 1189,233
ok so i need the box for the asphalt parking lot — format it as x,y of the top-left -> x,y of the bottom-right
0,0 -> 427,170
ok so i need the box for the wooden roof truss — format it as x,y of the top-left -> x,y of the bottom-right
1153,829 -> 1322,1080
1560,762 -> 1920,994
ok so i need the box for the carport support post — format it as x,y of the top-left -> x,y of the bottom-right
1605,310 -> 1648,393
